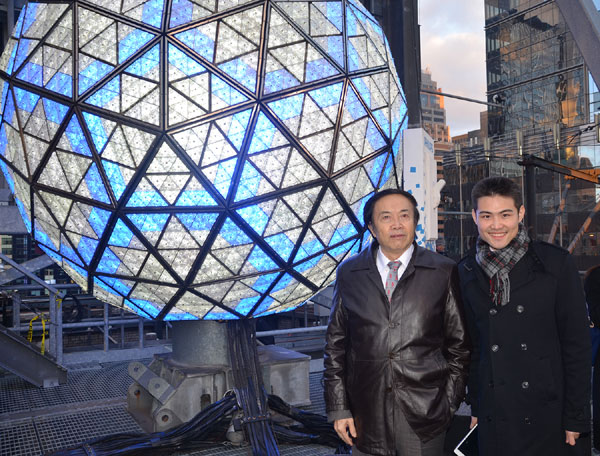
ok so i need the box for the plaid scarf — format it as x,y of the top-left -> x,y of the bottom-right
475,224 -> 530,307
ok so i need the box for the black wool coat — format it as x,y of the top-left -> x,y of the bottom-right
458,241 -> 591,456
324,243 -> 470,455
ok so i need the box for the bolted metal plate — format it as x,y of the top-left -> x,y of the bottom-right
129,361 -> 176,403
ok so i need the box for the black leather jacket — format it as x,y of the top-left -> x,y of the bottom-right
324,243 -> 470,455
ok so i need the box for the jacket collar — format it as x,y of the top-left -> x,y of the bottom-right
350,241 -> 437,272
461,242 -> 541,293
349,241 -> 428,297
460,250 -> 487,290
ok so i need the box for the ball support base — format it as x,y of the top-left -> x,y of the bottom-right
126,320 -> 311,434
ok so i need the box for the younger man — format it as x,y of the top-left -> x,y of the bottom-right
458,176 -> 591,455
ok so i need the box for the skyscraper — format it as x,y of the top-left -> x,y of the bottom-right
486,1 -> 585,136
484,0 -> 600,269
420,68 -> 451,250
421,68 -> 451,146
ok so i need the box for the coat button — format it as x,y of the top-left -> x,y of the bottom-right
521,343 -> 527,350
489,308 -> 498,316
516,305 -> 525,313
491,344 -> 499,352
521,381 -> 529,389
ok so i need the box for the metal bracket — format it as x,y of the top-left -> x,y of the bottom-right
128,361 -> 176,404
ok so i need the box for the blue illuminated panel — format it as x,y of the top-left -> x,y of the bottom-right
0,0 -> 406,320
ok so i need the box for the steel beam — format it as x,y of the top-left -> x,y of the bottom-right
0,253 -> 65,297
0,323 -> 67,388
0,254 -> 55,286
103,301 -> 109,351
48,293 -> 56,358
12,293 -> 20,328
518,154 -> 600,184
555,0 -> 600,88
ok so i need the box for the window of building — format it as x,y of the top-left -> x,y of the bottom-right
589,72 -> 600,120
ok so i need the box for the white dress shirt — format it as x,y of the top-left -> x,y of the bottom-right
375,243 -> 414,289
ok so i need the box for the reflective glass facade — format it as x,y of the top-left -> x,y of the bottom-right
486,1 -> 585,134
483,0 -> 600,269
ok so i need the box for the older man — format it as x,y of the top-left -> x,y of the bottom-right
324,189 -> 470,456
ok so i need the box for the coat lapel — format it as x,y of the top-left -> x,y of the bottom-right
349,243 -> 435,302
507,250 -> 537,292
399,245 -> 435,284
350,242 -> 387,299
462,246 -> 538,303
462,253 -> 490,295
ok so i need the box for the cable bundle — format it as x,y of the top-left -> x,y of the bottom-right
268,394 -> 351,454
47,393 -> 237,456
48,319 -> 349,456
227,319 -> 280,456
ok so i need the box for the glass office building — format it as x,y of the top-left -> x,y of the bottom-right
464,0 -> 600,269
486,1 -> 586,135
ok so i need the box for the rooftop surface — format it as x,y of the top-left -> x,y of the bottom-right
0,346 -> 335,456
0,346 -> 473,456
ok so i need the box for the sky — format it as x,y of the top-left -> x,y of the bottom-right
418,1 -> 487,137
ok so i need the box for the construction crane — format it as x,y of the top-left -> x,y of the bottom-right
518,154 -> 600,252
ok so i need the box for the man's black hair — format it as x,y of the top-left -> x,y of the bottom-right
471,176 -> 522,211
363,188 -> 420,228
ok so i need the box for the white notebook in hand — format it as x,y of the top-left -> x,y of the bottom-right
454,423 -> 478,456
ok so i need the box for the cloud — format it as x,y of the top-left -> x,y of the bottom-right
420,0 -> 483,37
419,1 -> 486,136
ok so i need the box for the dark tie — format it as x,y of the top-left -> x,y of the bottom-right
386,261 -> 401,301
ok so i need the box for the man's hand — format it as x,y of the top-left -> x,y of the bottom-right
470,416 -> 478,429
565,430 -> 580,446
334,418 -> 357,446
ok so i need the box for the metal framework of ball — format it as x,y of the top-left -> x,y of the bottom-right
0,0 -> 407,321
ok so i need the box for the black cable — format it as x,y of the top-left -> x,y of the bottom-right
46,393 -> 237,456
267,394 -> 350,452
62,294 -> 84,323
48,319 -> 348,456
227,319 -> 280,456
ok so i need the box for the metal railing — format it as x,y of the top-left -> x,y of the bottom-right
0,252 -> 334,366
0,253 -> 157,365
9,293 -> 157,366
256,326 -> 327,338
